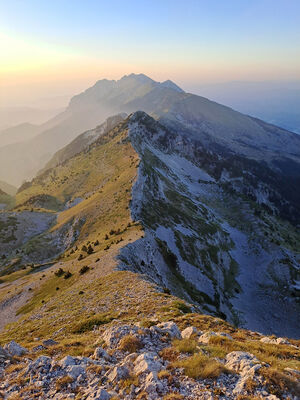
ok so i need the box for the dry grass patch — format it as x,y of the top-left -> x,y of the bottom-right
4,363 -> 26,374
158,369 -> 171,380
118,334 -> 142,353
163,393 -> 184,400
159,347 -> 180,362
55,375 -> 74,390
172,338 -> 198,354
119,374 -> 139,392
261,367 -> 300,398
86,364 -> 103,375
173,353 -> 232,380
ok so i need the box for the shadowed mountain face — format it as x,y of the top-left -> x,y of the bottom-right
1,73 -> 300,187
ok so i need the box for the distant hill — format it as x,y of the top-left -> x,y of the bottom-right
42,113 -> 127,171
0,180 -> 17,196
0,123 -> 41,147
194,80 -> 300,134
0,106 -> 63,131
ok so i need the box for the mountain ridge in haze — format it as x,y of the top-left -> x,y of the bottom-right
1,73 -> 300,189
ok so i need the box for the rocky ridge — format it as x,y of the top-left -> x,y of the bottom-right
0,321 -> 299,400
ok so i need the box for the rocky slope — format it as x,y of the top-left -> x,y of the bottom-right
0,110 -> 299,398
119,112 -> 300,337
0,319 -> 299,399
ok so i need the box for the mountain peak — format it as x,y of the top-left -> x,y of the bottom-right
120,73 -> 155,84
161,79 -> 184,92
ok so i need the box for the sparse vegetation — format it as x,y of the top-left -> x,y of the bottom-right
118,334 -> 142,353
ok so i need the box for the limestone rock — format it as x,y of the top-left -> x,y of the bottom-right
86,387 -> 111,400
181,326 -> 199,339
107,366 -> 129,382
4,341 -> 28,357
198,331 -> 217,344
93,347 -> 111,361
225,351 -> 262,375
66,365 -> 86,379
157,322 -> 181,338
60,356 -> 77,368
134,352 -> 162,375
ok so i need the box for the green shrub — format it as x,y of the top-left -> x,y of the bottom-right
79,265 -> 90,275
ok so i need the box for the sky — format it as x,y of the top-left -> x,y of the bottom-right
0,0 -> 300,108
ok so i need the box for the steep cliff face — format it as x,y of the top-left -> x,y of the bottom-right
119,112 -> 300,337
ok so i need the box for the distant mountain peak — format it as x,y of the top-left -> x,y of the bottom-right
120,73 -> 155,84
161,79 -> 184,92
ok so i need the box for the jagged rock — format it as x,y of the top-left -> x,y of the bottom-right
198,331 -> 217,344
134,352 -> 162,375
66,365 -> 86,379
225,351 -> 262,375
60,356 -> 77,368
225,351 -> 263,395
181,326 -> 199,339
86,387 -> 111,400
102,324 -> 140,347
107,365 -> 129,382
93,347 -> 111,361
0,346 -> 10,361
260,336 -> 290,345
143,371 -> 164,394
4,341 -> 28,357
157,322 -> 181,338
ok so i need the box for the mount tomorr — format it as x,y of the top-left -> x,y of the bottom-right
0,74 -> 299,399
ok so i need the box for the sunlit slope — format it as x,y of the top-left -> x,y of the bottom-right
5,118 -> 142,266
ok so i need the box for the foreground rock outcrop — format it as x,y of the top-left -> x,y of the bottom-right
0,322 -> 299,399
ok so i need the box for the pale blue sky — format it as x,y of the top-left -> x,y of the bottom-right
0,0 -> 299,106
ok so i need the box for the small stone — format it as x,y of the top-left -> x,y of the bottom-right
157,322 -> 181,338
181,326 -> 199,339
0,347 -> 10,360
43,339 -> 58,347
93,347 -> 111,361
198,331 -> 217,344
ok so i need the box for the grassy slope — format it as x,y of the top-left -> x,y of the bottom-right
14,121 -> 142,255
